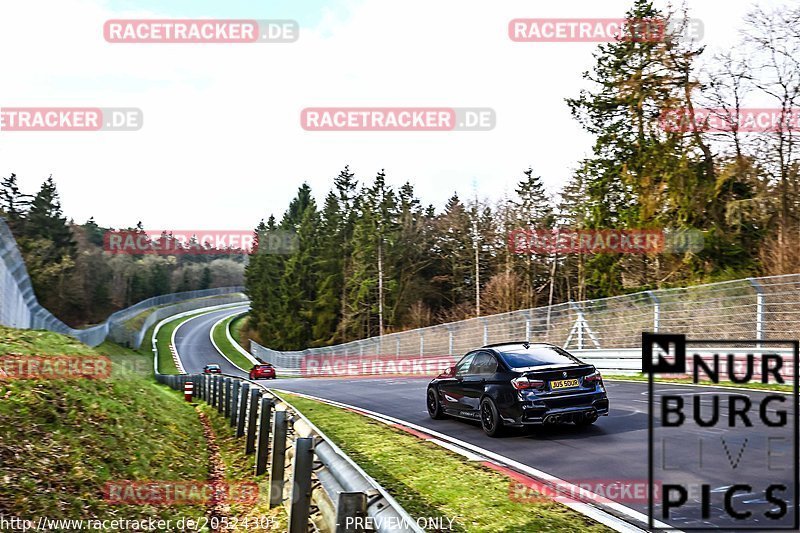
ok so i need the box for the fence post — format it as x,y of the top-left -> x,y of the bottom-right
647,290 -> 660,333
748,278 -> 765,342
448,329 -> 454,356
419,332 -> 424,356
229,380 -> 241,427
288,437 -> 314,533
245,388 -> 260,454
335,492 -> 367,533
237,382 -> 251,438
269,410 -> 288,508
255,396 -> 273,476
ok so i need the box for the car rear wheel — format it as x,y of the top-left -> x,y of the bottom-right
427,388 -> 446,420
480,397 -> 504,437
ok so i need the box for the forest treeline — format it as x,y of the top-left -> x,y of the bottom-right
1,1 -> 797,341
245,1 -> 800,350
0,175 -> 245,327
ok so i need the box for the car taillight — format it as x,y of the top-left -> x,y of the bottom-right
584,371 -> 602,384
512,376 -> 544,390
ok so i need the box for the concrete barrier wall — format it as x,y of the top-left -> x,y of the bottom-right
0,216 -> 245,347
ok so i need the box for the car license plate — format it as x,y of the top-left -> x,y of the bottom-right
550,378 -> 579,390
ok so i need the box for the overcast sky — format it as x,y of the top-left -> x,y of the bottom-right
0,0 -> 788,230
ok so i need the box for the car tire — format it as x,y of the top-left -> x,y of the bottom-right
427,388 -> 446,420
480,397 -> 504,437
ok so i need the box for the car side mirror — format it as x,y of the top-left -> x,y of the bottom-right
438,365 -> 456,378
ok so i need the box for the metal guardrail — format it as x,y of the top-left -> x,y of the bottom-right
110,291 -> 248,349
252,273 -> 800,374
156,371 -> 422,533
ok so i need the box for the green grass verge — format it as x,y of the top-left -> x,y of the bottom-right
229,314 -> 248,350
0,326 -> 208,522
121,293 -> 246,333
196,403 -> 288,530
155,310 -> 217,375
211,315 -> 252,371
605,373 -> 793,392
281,394 -> 612,533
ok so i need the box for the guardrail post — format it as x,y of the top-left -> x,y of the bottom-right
483,321 -> 489,345
255,396 -> 273,476
288,437 -> 314,533
236,383 -> 250,438
245,388 -> 260,454
223,378 -> 232,417
336,492 -> 367,533
210,376 -> 217,407
230,380 -> 241,427
217,376 -> 225,414
269,410 -> 288,508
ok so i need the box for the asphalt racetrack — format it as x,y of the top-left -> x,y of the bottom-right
174,307 -> 797,531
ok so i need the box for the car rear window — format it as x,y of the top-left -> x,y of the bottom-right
498,346 -> 582,370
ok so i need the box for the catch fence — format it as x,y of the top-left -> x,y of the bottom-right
251,274 -> 800,374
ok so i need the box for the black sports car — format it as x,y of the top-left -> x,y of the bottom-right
426,342 -> 609,436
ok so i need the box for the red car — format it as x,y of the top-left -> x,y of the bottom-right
249,364 -> 276,380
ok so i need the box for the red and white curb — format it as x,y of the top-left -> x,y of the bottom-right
271,389 -> 678,533
168,343 -> 185,374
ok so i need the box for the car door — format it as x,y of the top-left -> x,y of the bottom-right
459,351 -> 499,415
438,352 -> 476,413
